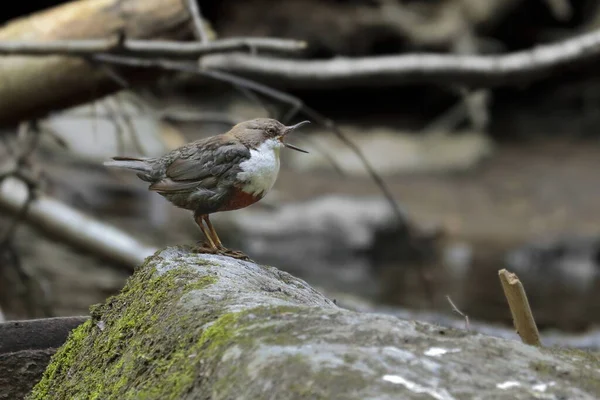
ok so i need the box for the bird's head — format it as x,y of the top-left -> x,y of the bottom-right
233,118 -> 310,153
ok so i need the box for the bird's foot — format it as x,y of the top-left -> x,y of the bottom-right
192,241 -> 220,255
216,247 -> 253,262
192,242 -> 253,261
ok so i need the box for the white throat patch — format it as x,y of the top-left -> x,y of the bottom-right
236,138 -> 282,196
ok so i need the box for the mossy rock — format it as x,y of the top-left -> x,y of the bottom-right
29,246 -> 600,399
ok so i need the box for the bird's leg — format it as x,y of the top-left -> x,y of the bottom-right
202,215 -> 224,250
202,215 -> 252,261
194,213 -> 218,253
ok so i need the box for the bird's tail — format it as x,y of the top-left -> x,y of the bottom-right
103,156 -> 153,174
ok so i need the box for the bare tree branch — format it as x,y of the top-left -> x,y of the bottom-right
198,29 -> 600,89
158,110 -> 242,125
185,0 -> 211,44
0,37 -> 121,55
0,37 -> 306,58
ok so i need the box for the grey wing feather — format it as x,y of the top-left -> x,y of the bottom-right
165,143 -> 250,183
150,141 -> 250,195
149,179 -> 203,193
165,157 -> 209,181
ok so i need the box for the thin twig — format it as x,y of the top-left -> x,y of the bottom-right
225,75 -> 279,118
198,28 -> 600,89
0,37 -> 306,58
159,110 -> 242,125
303,106 -> 407,220
91,53 -> 194,69
46,108 -> 242,126
290,133 -> 346,176
186,0 -> 210,43
114,96 -> 148,156
451,21 -> 491,133
98,64 -> 131,88
103,99 -> 127,156
498,269 -> 542,346
38,124 -> 69,149
94,63 -> 162,155
446,295 -> 470,331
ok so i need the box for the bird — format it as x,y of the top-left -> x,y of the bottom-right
103,117 -> 310,259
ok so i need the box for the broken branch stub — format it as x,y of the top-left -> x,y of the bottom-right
499,269 -> 542,347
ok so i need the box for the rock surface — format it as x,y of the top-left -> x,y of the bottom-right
29,247 -> 600,399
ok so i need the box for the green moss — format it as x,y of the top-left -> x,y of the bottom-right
185,275 -> 217,291
32,319 -> 93,396
28,261 -> 219,400
27,248 -> 372,399
198,312 -> 239,354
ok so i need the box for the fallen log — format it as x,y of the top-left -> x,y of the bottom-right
28,246 -> 600,399
0,316 -> 87,400
0,0 -> 192,127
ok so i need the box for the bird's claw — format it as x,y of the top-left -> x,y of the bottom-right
192,241 -> 252,262
218,248 -> 253,262
192,241 -> 219,255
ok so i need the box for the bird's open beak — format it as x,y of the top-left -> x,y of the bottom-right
283,142 -> 309,153
282,120 -> 310,153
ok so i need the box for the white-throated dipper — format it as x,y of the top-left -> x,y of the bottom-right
104,118 -> 310,259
